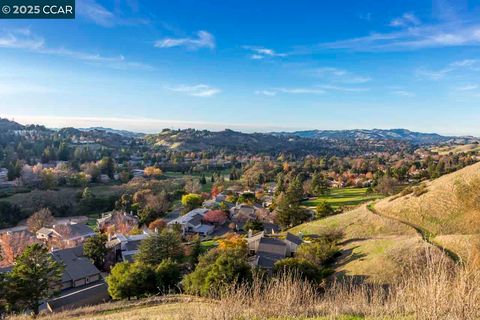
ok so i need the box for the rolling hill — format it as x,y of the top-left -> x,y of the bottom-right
272,128 -> 475,144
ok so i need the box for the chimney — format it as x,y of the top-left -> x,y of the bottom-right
107,233 -> 111,242
248,229 -> 253,238
154,228 -> 158,233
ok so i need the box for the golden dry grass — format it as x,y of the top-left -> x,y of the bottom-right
11,248 -> 480,320
375,161 -> 480,235
290,205 -> 426,285
290,205 -> 416,240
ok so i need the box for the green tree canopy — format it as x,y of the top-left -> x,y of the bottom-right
136,230 -> 185,265
83,233 -> 108,270
181,193 -> 203,212
8,243 -> 64,315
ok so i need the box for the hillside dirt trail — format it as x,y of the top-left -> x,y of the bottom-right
367,203 -> 462,263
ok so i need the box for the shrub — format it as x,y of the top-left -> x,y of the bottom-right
273,258 -> 327,283
182,247 -> 252,297
315,201 -> 334,218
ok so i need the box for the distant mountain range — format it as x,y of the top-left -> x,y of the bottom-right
271,129 -> 475,145
1,118 -> 478,154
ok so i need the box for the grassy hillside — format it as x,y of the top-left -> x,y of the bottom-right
302,188 -> 382,209
289,205 -> 430,284
374,161 -> 480,235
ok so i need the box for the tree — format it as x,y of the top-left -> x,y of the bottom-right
375,176 -> 399,196
0,231 -> 37,267
148,218 -> 167,232
202,210 -> 227,225
243,219 -> 264,232
273,258 -> 325,283
0,202 -> 25,229
315,201 -> 334,219
296,238 -> 338,266
274,192 -> 308,228
144,166 -> 162,178
184,179 -> 201,194
182,247 -> 252,297
107,262 -> 157,300
26,208 -> 55,233
181,193 -> 203,213
238,192 -> 256,205
98,157 -> 115,178
199,175 -> 207,185
136,230 -> 184,265
155,259 -> 181,294
8,243 -> 63,315
83,233 -> 108,270
286,176 -> 304,203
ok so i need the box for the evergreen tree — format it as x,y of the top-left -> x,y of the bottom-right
84,233 -> 108,270
8,244 -> 63,315
136,230 -> 184,265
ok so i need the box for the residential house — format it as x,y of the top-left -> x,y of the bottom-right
47,246 -> 110,312
97,211 -> 139,233
247,231 -> 303,270
106,231 -> 150,263
167,208 -> 214,236
36,223 -> 95,248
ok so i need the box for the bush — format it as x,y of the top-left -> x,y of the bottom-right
296,238 -> 338,266
315,201 -> 334,218
181,193 -> 203,213
273,258 -> 327,283
182,247 -> 252,297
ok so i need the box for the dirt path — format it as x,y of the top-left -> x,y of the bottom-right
367,203 -> 462,264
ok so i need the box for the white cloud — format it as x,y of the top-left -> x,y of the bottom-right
390,13 -> 421,27
167,84 -> 220,97
0,28 -> 150,70
317,84 -> 369,92
313,67 -> 371,84
416,59 -> 480,81
77,0 -> 115,27
0,28 -> 44,50
391,90 -> 415,97
456,84 -> 478,91
255,90 -> 277,96
243,46 -> 288,59
321,20 -> 480,51
155,31 -> 215,50
278,88 -> 325,94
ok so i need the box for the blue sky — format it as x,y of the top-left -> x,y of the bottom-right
1,0 -> 480,135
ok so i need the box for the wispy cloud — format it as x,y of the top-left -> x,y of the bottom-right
320,19 -> 480,51
0,28 -> 44,50
243,46 -> 288,60
77,0 -> 115,27
167,84 -> 220,97
416,59 -> 480,80
390,13 -> 421,27
455,84 -> 478,91
391,90 -> 415,97
255,90 -> 277,96
313,67 -> 371,84
255,84 -> 368,96
76,0 -> 149,27
0,28 -> 150,70
155,31 -> 215,50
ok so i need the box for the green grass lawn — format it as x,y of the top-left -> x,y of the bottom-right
302,187 -> 382,209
